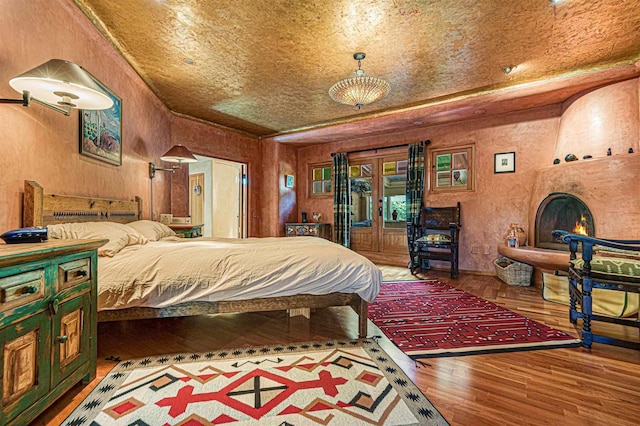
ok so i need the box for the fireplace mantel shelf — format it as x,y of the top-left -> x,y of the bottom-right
497,245 -> 570,271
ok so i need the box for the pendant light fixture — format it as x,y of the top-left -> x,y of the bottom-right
329,52 -> 390,109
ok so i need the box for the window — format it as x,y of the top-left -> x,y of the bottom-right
310,163 -> 332,196
429,145 -> 474,192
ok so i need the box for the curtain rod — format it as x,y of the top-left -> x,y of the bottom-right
331,140 -> 430,157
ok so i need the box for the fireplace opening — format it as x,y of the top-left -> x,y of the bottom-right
535,193 -> 595,251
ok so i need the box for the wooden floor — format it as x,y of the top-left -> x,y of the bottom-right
34,267 -> 640,426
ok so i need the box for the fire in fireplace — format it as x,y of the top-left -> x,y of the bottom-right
535,193 -> 595,250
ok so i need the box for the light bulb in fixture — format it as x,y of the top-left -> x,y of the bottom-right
502,65 -> 516,75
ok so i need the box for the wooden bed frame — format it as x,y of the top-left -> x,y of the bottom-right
23,180 -> 369,337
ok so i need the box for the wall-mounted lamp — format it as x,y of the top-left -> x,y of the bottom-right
149,144 -> 197,179
148,144 -> 197,219
0,59 -> 113,115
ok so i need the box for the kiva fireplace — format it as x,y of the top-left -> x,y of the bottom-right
535,193 -> 595,251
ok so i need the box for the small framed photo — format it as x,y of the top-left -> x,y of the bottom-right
494,152 -> 516,173
285,175 -> 295,188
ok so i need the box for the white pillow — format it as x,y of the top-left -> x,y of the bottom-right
48,222 -> 148,257
127,220 -> 176,241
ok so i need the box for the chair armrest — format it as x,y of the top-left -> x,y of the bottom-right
552,230 -> 640,253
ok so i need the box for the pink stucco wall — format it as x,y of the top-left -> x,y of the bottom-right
0,0 -> 269,237
168,115 -> 265,236
0,0 -> 173,232
296,106 -> 561,272
295,78 -> 640,273
2,1 -> 639,277
530,78 -> 640,243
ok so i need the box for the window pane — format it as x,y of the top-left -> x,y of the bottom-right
313,168 -> 322,181
322,167 -> 331,180
452,152 -> 468,169
436,154 -> 451,171
313,181 -> 323,194
396,160 -> 407,175
323,180 -> 332,193
452,169 -> 467,186
349,166 -> 361,178
436,171 -> 451,187
383,175 -> 406,229
383,161 -> 396,175
351,177 -> 372,228
361,164 -> 372,177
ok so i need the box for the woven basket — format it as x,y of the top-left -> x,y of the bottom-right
494,257 -> 533,286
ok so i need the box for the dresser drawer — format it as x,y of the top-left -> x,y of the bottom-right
0,270 -> 45,313
57,258 -> 91,291
285,223 -> 332,240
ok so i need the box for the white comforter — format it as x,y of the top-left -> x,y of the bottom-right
97,236 -> 381,310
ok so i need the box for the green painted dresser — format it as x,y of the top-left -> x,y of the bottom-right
0,239 -> 106,425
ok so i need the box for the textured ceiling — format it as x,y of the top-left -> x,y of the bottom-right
74,0 -> 640,140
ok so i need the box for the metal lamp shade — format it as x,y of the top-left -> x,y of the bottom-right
9,59 -> 113,110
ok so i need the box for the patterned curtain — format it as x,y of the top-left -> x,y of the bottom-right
333,152 -> 351,248
406,141 -> 427,269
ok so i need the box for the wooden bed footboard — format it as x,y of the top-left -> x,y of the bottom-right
98,293 -> 369,338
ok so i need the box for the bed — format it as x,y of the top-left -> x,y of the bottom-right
22,181 -> 380,337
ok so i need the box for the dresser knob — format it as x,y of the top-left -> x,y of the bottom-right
22,285 -> 39,294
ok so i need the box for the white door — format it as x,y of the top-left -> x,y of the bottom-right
190,156 -> 247,238
211,159 -> 247,238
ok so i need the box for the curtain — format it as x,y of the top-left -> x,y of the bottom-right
333,152 -> 351,248
406,141 -> 426,269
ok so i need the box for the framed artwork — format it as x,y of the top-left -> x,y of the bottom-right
285,175 -> 295,188
494,152 -> 515,173
79,74 -> 122,165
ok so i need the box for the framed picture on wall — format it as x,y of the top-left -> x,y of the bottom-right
286,175 -> 295,188
79,73 -> 122,165
494,152 -> 515,173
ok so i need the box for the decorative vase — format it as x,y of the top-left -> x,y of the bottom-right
508,223 -> 527,247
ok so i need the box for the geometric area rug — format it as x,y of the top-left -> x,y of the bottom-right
369,281 -> 581,358
63,339 -> 449,425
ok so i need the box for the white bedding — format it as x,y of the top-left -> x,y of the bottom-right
97,236 -> 381,311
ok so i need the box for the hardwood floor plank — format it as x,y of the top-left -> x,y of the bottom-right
30,267 -> 640,425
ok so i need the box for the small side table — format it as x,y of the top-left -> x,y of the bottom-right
285,223 -> 332,240
168,223 -> 204,238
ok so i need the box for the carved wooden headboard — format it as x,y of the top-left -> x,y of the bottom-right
23,180 -> 142,227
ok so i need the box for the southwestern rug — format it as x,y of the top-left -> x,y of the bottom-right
369,280 -> 581,358
63,339 -> 448,425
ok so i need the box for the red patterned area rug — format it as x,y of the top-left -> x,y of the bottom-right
369,280 -> 581,358
63,339 -> 448,425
